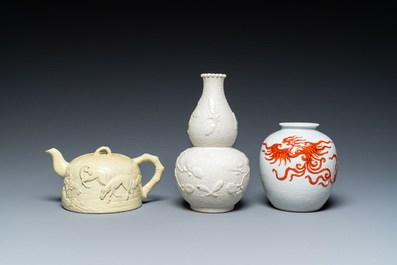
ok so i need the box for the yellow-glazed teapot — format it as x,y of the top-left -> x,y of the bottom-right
46,146 -> 164,213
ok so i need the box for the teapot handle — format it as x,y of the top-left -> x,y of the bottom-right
134,154 -> 164,199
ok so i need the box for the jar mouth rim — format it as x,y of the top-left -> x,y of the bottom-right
279,122 -> 319,129
201,73 -> 227,78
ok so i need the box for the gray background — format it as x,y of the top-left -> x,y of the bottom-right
1,3 -> 396,265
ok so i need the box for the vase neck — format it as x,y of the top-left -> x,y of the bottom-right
201,73 -> 226,98
279,122 -> 319,130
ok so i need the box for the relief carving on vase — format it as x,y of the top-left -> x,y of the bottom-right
176,149 -> 204,179
175,149 -> 249,198
222,158 -> 249,196
232,112 -> 238,130
175,73 -> 250,213
196,180 -> 224,197
204,97 -> 221,136
178,182 -> 195,194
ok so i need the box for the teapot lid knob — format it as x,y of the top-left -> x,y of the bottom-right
94,146 -> 112,155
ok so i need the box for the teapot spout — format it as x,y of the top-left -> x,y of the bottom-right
45,148 -> 69,178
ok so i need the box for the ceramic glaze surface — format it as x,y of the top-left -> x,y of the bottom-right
46,146 -> 164,213
175,73 -> 250,213
175,147 -> 250,213
259,123 -> 338,212
188,74 -> 238,147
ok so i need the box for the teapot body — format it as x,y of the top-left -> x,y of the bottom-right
62,153 -> 144,213
47,146 -> 164,214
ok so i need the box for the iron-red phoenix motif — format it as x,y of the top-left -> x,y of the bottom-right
262,136 -> 338,186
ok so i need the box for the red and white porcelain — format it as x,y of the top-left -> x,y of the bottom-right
260,122 -> 338,212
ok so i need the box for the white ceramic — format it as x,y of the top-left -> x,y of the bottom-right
175,147 -> 249,213
259,122 -> 338,212
175,73 -> 250,213
188,73 -> 238,147
46,146 -> 164,213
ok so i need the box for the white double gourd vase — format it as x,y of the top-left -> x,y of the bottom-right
175,73 -> 250,213
259,122 -> 338,212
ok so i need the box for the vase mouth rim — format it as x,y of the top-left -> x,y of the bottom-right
201,73 -> 227,78
279,122 -> 319,129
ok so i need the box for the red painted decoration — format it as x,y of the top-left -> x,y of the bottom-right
262,136 -> 338,186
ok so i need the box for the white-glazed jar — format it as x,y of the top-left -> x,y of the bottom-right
175,73 -> 250,213
259,122 -> 338,212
